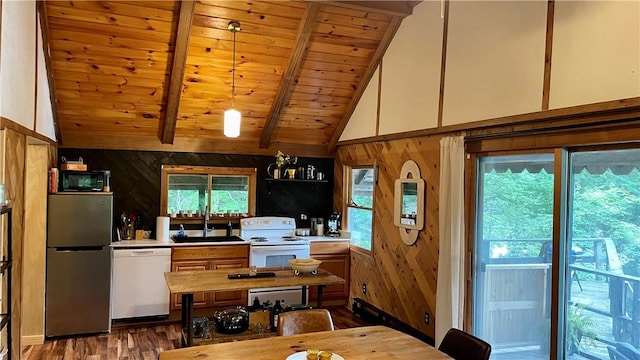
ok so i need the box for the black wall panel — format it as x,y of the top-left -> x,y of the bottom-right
58,149 -> 334,232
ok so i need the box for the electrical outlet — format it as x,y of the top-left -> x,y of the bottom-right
424,312 -> 430,324
362,283 -> 367,295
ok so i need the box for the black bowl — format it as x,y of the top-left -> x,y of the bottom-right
213,306 -> 249,334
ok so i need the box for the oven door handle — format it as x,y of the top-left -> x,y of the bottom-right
250,245 -> 309,253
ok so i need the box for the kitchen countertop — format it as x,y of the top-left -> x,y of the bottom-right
304,235 -> 350,242
111,239 -> 249,248
111,235 -> 349,248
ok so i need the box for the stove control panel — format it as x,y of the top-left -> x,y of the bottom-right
240,217 -> 296,229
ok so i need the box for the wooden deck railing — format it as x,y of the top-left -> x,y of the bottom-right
480,237 -> 634,356
570,265 -> 640,348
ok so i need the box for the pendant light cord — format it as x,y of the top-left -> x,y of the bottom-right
231,29 -> 236,108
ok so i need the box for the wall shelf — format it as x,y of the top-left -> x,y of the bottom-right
264,178 -> 328,195
264,178 -> 328,183
0,206 -> 11,360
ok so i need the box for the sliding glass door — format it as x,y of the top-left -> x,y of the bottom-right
473,148 -> 640,360
565,149 -> 640,359
473,153 -> 555,360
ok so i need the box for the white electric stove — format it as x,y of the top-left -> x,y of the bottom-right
240,216 -> 311,307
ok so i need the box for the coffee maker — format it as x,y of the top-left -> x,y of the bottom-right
327,211 -> 341,237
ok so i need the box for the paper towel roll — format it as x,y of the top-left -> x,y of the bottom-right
156,216 -> 170,242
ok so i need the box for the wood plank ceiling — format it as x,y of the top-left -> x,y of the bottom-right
42,1 -> 420,157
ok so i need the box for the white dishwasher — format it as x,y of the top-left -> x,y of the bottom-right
112,248 -> 172,319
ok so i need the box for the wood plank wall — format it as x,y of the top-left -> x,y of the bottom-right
335,135 -> 443,339
22,144 -> 50,344
57,149 -> 335,232
3,128 -> 25,358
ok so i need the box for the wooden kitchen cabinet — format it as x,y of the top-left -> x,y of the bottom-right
310,241 -> 350,303
170,245 -> 249,310
171,260 -> 209,309
209,259 -> 248,307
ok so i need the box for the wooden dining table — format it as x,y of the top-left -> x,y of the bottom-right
164,267 -> 345,347
159,325 -> 452,359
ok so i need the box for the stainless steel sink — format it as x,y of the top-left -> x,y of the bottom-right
172,235 -> 244,243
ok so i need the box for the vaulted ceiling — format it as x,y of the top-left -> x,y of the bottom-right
41,1 -> 420,157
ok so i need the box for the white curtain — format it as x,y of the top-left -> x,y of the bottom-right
435,135 -> 466,346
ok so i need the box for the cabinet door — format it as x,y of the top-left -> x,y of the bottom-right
209,259 -> 248,307
309,254 -> 350,301
170,260 -> 209,310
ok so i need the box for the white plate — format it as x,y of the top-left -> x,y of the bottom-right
285,351 -> 344,360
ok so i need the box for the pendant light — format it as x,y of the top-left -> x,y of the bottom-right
224,21 -> 241,138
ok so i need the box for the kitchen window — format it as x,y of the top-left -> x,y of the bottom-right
161,165 -> 256,219
345,165 -> 375,252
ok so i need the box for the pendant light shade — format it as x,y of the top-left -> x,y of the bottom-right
224,21 -> 241,138
224,109 -> 241,138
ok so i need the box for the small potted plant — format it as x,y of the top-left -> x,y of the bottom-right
567,303 -> 598,355
268,151 -> 297,179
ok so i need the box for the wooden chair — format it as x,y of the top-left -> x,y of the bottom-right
276,309 -> 335,336
438,328 -> 491,360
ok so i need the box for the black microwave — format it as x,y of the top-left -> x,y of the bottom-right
59,170 -> 110,192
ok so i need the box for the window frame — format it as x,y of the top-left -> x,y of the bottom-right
343,163 -> 375,255
160,165 -> 257,220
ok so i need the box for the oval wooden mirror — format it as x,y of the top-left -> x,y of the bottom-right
394,160 -> 425,245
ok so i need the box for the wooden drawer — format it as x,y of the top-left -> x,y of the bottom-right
310,241 -> 350,255
172,245 -> 249,261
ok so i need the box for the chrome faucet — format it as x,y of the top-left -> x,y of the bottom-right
203,206 -> 211,237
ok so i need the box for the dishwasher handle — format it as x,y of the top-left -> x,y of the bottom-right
131,250 -> 156,256
114,248 -> 172,258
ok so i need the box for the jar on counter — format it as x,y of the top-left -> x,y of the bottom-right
315,218 -> 324,236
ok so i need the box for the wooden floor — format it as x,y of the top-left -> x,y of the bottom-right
21,306 -> 370,360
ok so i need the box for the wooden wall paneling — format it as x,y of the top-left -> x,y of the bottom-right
336,135 -> 441,338
541,0 -> 555,111
437,0 -> 450,128
60,132 -> 333,157
22,144 -> 48,345
3,128 -> 25,359
0,130 -> 4,351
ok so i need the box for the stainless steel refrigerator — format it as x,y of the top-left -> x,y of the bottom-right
45,193 -> 113,336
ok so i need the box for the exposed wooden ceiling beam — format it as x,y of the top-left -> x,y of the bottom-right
312,1 -> 421,17
36,2 -> 63,144
327,16 -> 403,153
61,133 -> 333,158
259,3 -> 321,149
159,0 -> 195,144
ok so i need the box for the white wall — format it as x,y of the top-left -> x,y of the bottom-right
340,67 -> 379,141
379,1 -> 443,134
36,12 -> 56,141
341,1 -> 639,142
0,0 -> 37,129
550,0 -> 640,108
442,0 -> 547,126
